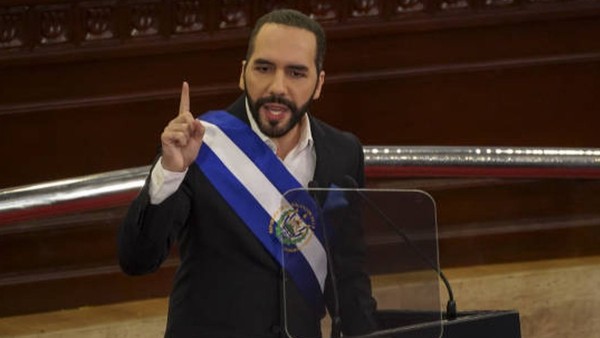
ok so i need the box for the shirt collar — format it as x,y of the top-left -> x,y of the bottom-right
244,97 -> 314,153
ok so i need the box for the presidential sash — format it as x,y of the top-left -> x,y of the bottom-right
194,110 -> 327,317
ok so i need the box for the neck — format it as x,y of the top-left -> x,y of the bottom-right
273,120 -> 303,160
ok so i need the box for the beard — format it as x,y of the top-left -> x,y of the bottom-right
242,69 -> 317,138
246,92 -> 312,138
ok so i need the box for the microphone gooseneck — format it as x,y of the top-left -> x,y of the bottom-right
341,175 -> 458,321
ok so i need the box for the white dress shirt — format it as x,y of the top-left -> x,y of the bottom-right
149,99 -> 316,204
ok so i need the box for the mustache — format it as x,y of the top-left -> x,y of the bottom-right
255,95 -> 298,113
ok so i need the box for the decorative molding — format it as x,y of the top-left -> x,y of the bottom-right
218,0 -> 250,29
308,0 -> 338,21
38,5 -> 72,45
0,0 -> 599,56
0,7 -> 26,48
350,0 -> 381,18
394,0 -> 426,14
173,0 -> 206,34
440,0 -> 470,11
484,0 -> 516,7
81,3 -> 116,41
129,1 -> 160,38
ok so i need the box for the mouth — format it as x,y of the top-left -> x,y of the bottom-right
261,103 -> 290,121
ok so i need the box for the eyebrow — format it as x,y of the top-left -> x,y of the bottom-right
253,58 -> 309,72
253,58 -> 275,66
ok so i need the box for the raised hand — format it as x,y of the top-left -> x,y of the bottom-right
160,82 -> 205,172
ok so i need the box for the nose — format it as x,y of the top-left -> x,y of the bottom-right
267,69 -> 286,97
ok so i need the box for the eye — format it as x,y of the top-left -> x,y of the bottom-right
254,65 -> 272,73
289,70 -> 307,78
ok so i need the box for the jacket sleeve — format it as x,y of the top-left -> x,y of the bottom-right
117,161 -> 192,275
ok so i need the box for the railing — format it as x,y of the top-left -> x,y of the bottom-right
365,146 -> 600,178
1,146 -> 600,225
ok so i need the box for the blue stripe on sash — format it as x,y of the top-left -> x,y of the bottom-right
195,111 -> 326,316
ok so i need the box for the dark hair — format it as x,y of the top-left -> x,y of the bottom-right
246,9 -> 326,72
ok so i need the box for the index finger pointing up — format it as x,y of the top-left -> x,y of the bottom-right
179,81 -> 190,116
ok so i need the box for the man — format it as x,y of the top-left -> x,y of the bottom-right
119,9 -> 376,338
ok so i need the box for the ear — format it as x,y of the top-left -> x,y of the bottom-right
312,70 -> 325,100
238,60 -> 247,91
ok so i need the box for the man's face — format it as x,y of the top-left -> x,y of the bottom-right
240,23 -> 325,138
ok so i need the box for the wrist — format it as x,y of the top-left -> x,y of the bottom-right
160,155 -> 186,173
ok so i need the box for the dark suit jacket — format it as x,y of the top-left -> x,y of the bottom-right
118,96 -> 377,338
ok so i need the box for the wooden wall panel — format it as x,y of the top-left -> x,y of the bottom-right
320,59 -> 600,146
0,90 -> 239,186
1,0 -> 600,188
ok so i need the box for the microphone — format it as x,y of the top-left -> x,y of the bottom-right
341,176 -> 458,321
308,180 -> 342,338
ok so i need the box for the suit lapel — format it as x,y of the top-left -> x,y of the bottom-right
226,95 -> 249,123
310,116 -> 334,189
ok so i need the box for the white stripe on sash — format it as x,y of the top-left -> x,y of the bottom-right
202,121 -> 327,291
